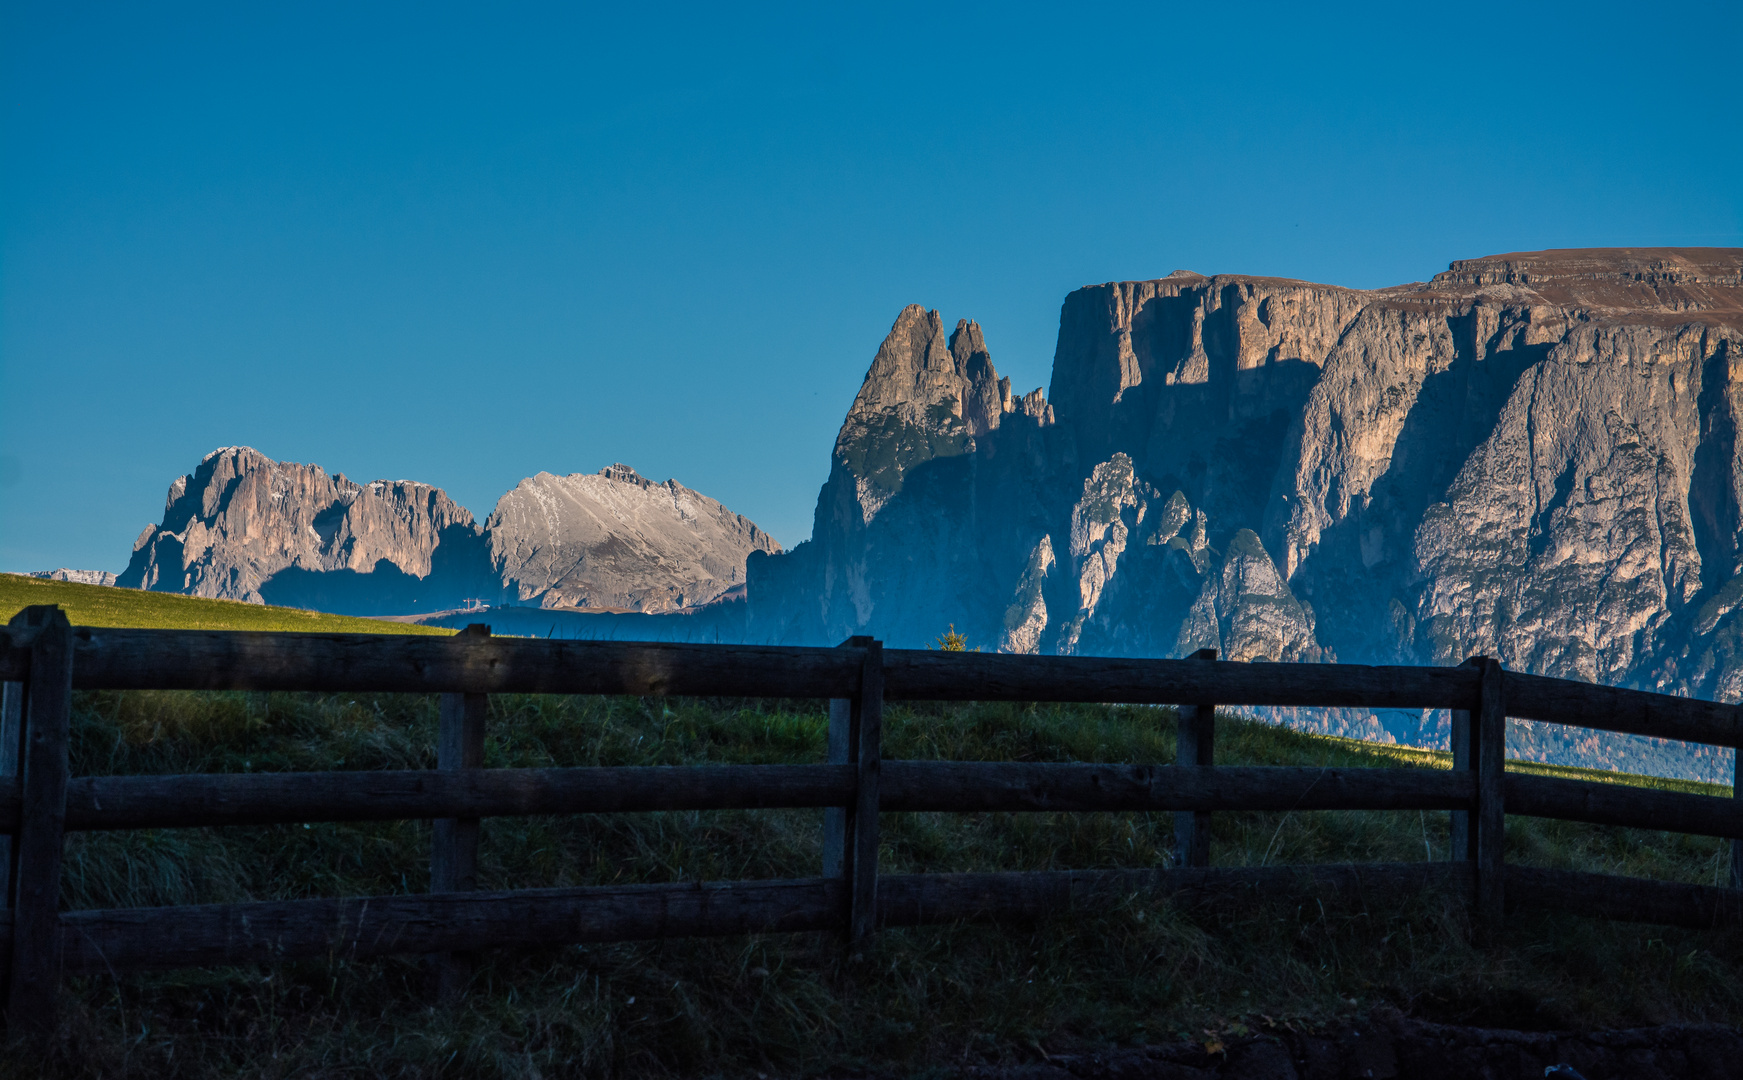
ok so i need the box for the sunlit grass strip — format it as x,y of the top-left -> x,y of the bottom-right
1274,727 -> 1733,797
0,574 -> 453,634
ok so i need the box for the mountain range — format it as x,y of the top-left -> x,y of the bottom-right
107,247 -> 1743,779
743,247 -> 1742,779
118,448 -> 779,616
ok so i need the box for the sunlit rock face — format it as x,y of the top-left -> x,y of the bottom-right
119,450 -> 778,617
748,248 -> 1743,776
119,446 -> 490,613
485,464 -> 781,613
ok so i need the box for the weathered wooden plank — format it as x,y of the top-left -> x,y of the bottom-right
0,681 -> 20,902
882,763 -> 1473,813
823,635 -> 871,881
56,878 -> 845,974
19,860 -> 1742,977
1173,648 -> 1217,868
1506,865 -> 1743,929
65,627 -> 1485,710
45,760 -> 1742,841
847,640 -> 883,945
1473,657 -> 1506,942
1503,670 -> 1743,748
1733,748 -> 1741,890
46,763 -> 1470,832
37,762 -> 1473,832
68,627 -> 866,698
5,607 -> 74,1036
882,649 -> 1479,708
55,764 -> 856,831
1447,657 -> 1479,862
55,626 -> 1743,747
822,697 -> 850,878
877,862 -> 1470,926
1506,773 -> 1743,839
430,691 -> 488,895
0,627 -> 30,682
48,862 -> 1468,975
430,624 -> 491,1000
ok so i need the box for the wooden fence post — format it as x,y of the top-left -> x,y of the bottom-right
1469,656 -> 1507,942
822,637 -> 871,881
0,679 -> 21,903
824,637 -> 882,948
1732,738 -> 1741,890
430,623 -> 490,1001
1448,657 -> 1482,862
4,606 -> 74,1037
1174,648 -> 1217,868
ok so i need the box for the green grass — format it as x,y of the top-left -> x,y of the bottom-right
1298,732 -> 1735,798
0,575 -> 452,635
21,691 -> 1743,1079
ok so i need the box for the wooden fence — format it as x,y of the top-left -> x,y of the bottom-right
2,603 -> 1742,1035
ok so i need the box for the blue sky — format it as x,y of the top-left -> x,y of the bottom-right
3,1 -> 1739,572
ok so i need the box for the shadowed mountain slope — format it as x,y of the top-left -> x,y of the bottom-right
747,249 -> 1743,779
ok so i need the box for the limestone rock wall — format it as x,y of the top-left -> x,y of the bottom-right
119,447 -> 485,611
747,247 -> 1743,778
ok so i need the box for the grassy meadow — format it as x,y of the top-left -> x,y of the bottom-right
19,688 -> 1743,1079
0,575 -> 452,635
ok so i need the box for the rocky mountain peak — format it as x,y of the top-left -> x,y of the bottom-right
119,449 -> 779,617
485,468 -> 780,612
121,446 -> 480,605
831,305 -> 1049,524
599,462 -> 654,488
837,306 -> 1002,453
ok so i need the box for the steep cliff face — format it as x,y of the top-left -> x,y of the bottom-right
748,248 -> 1743,776
485,464 -> 781,612
121,449 -> 778,617
119,447 -> 491,613
747,305 -> 1062,645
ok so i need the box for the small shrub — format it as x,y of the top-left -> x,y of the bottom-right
930,623 -> 975,651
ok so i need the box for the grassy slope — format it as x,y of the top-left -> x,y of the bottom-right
0,574 -> 452,634
30,690 -> 1743,1079
1307,732 -> 1733,798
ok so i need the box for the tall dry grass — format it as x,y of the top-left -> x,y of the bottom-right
16,690 -> 1741,1079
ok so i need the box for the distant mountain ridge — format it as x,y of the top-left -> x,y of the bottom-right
118,447 -> 778,616
25,569 -> 118,586
99,247 -> 1743,780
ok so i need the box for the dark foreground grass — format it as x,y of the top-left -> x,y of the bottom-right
19,691 -> 1743,1078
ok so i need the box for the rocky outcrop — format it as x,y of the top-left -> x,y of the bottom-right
120,449 -> 778,617
485,464 -> 780,612
747,305 -> 1064,645
748,248 -> 1743,778
118,447 -> 491,614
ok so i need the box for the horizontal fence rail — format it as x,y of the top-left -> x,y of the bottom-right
2,625 -> 1736,748
0,763 -> 1731,840
0,610 -> 1740,1037
0,864 -> 1469,976
0,863 -> 1736,980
